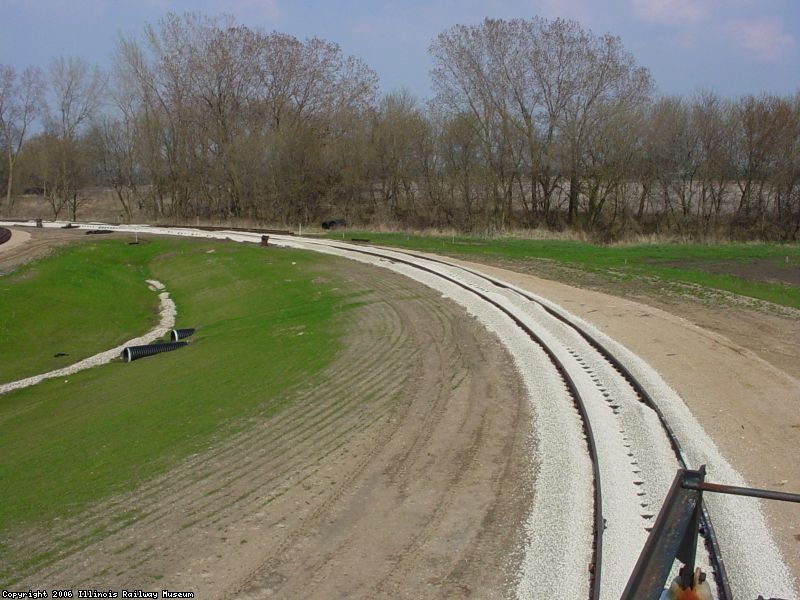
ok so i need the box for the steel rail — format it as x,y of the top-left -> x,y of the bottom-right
351,243 -> 734,600
200,228 -> 728,599
282,237 -> 604,599
291,237 -> 732,600
17,221 -> 729,598
405,249 -> 732,597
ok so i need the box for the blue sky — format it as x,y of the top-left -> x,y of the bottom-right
1,0 -> 798,99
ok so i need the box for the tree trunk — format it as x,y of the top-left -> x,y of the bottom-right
568,171 -> 579,224
5,151 -> 14,210
636,182 -> 649,222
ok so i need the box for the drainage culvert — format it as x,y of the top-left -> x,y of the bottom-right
123,341 -> 187,363
170,328 -> 195,341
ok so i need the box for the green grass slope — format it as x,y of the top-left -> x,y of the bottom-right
0,239 -> 350,553
0,241 -> 162,383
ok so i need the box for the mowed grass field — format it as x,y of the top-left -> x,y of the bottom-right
0,243 -> 160,382
330,232 -> 800,309
0,237 -> 354,576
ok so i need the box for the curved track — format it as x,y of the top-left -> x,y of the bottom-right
4,220 -> 796,600
286,237 -> 722,599
365,245 -> 733,599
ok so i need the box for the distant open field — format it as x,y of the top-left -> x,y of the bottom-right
330,231 -> 800,310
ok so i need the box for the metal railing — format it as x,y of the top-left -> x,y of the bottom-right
621,466 -> 800,600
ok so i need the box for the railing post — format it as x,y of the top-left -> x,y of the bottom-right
621,468 -> 705,600
677,464 -> 704,589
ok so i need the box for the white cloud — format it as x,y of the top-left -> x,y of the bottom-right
536,0 -> 595,22
631,0 -> 709,25
629,0 -> 795,62
724,17 -> 794,61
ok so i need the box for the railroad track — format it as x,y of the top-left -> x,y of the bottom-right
5,220 -> 795,599
350,243 -> 734,598
283,236 -> 730,600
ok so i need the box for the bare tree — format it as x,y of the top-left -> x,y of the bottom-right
91,118 -> 138,222
691,91 -> 733,236
430,17 -> 651,228
0,64 -> 45,209
430,19 -> 520,228
368,90 -> 428,221
113,13 -> 378,225
439,111 -> 484,228
730,95 -> 785,236
6,11 -> 793,241
772,93 -> 800,239
46,56 -> 105,221
545,22 -> 652,224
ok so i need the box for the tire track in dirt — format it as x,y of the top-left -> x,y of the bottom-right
231,277 -> 531,599
228,292 -> 463,597
365,318 -> 527,600
437,370 -> 530,599
233,293 -> 465,598
10,258 -> 533,600
5,273 -> 411,584
161,279 -> 420,535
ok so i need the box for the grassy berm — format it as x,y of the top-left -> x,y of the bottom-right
0,238 -> 353,559
0,242 -> 158,383
331,232 -> 800,309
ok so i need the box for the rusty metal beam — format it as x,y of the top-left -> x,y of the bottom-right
621,468 -> 705,600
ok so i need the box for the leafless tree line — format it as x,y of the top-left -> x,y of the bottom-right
1,13 -> 798,239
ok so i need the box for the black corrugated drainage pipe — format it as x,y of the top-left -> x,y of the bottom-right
123,341 -> 187,362
170,328 -> 195,341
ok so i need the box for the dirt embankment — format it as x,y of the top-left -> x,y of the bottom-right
437,255 -> 800,584
0,227 -> 97,274
10,257 -> 532,599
